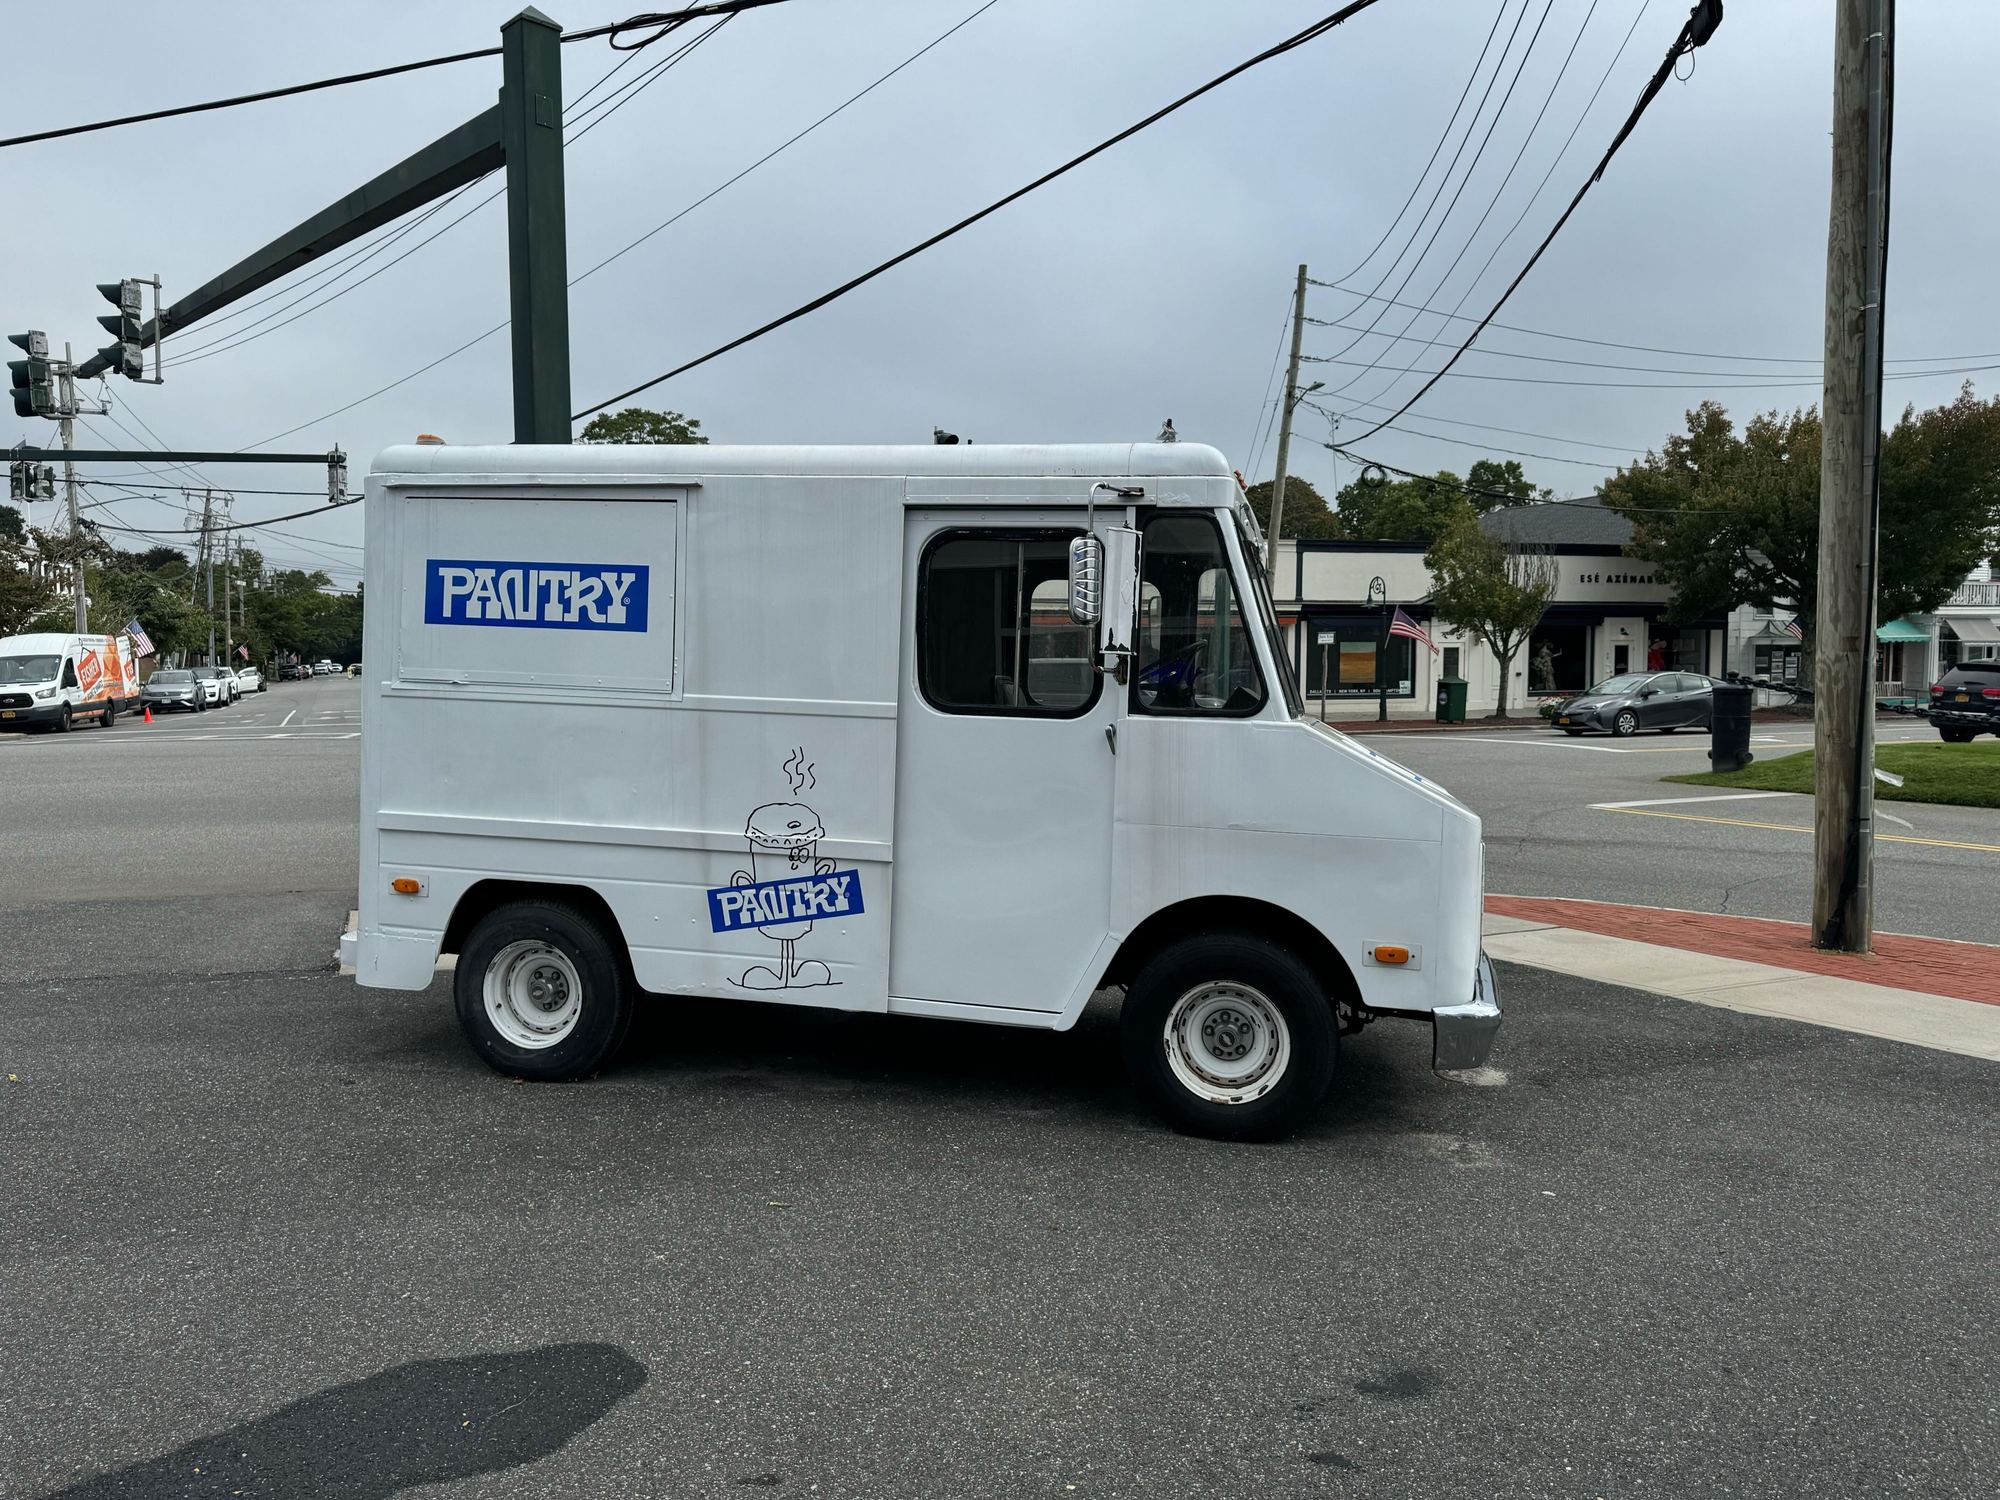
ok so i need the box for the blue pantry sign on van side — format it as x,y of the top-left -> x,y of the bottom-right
423,559 -> 650,632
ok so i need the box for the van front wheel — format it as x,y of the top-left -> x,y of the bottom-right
1120,934 -> 1337,1142
454,900 -> 633,1081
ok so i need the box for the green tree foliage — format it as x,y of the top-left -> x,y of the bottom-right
0,502 -> 25,542
0,534 -> 58,633
1242,476 -> 1339,540
578,407 -> 708,445
1424,509 -> 1560,719
1334,469 -> 1475,543
1466,458 -> 1552,511
1600,388 -> 2000,636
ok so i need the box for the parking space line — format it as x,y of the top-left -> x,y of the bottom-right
1598,805 -> 2000,854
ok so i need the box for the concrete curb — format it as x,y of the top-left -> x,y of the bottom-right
1483,915 -> 2000,1062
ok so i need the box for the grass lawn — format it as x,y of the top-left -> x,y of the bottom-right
1664,738 -> 2000,808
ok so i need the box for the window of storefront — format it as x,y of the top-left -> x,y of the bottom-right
1527,621 -> 1588,694
1302,616 -> 1415,700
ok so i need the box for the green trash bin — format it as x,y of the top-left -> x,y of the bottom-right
1436,676 -> 1468,723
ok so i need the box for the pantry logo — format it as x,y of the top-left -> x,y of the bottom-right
422,559 -> 650,632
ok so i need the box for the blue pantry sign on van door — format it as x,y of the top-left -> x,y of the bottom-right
422,559 -> 650,632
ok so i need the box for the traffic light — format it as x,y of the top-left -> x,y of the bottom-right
7,460 -> 24,501
327,448 -> 348,503
8,330 -> 52,418
96,281 -> 145,380
37,464 -> 56,499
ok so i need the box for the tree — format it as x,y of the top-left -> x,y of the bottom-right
578,407 -> 707,445
1424,508 -> 1559,719
1465,458 -> 1551,511
1242,476 -> 1340,540
0,503 -> 24,542
0,536 -> 57,634
1334,468 -> 1475,543
1601,389 -> 2000,649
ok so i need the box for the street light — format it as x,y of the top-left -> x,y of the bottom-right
1368,575 -> 1390,723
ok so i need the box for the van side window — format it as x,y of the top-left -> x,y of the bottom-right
918,530 -> 1099,715
61,659 -> 79,689
1133,513 -> 1266,715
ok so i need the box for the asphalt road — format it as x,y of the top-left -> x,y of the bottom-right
3,680 -> 1996,1497
1369,720 -> 2000,941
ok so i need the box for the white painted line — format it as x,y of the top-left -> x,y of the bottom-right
1590,792 -> 1794,810
280,709 -> 296,727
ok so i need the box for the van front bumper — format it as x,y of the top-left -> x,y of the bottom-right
0,701 -> 65,726
1432,952 -> 1502,1071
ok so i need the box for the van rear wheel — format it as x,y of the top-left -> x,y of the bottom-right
454,900 -> 634,1081
1119,933 -> 1337,1142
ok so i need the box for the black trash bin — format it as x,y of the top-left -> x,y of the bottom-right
1709,682 -> 1753,772
1436,676 -> 1468,723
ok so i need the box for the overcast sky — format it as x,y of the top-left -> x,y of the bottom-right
5,0 -> 1996,588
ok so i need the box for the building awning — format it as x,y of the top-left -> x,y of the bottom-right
1942,615 -> 2000,643
1875,617 -> 1929,643
1745,625 -> 1798,647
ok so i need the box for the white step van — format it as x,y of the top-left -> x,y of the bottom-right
347,442 -> 1497,1139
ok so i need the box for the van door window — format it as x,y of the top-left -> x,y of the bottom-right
1133,513 -> 1266,716
61,660 -> 79,689
918,530 -> 1099,715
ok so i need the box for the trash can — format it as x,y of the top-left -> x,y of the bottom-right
1436,676 -> 1468,724
1709,681 -> 1753,772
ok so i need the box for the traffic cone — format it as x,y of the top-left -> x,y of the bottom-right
143,706 -> 153,724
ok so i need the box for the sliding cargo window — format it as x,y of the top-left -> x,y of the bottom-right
1133,512 -> 1266,716
393,490 -> 680,697
918,529 -> 1098,715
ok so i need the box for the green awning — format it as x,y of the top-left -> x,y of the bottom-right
1876,617 -> 1929,642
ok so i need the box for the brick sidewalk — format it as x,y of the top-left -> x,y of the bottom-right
1485,894 -> 2000,1008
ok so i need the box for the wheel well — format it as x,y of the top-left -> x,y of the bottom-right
1100,896 -> 1362,1011
441,879 -> 628,959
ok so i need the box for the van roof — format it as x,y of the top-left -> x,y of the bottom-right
371,441 -> 1235,484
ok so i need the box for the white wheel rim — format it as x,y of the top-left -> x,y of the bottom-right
483,940 -> 584,1049
1163,981 -> 1291,1106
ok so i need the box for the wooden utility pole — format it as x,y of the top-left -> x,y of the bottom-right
1812,0 -> 1894,952
1264,264 -> 1308,582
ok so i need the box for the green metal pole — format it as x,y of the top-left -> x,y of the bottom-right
501,8 -> 572,444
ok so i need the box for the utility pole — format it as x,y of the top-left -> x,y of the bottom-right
1264,264 -> 1308,583
59,343 -> 85,631
1812,0 -> 1894,953
199,489 -> 217,666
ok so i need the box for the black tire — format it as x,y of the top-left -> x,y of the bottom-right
1940,727 -> 1974,744
1119,932 -> 1337,1142
53,705 -> 71,734
101,699 -> 116,729
1612,709 -> 1638,737
454,899 -> 634,1081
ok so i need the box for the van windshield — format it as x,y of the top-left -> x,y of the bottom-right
0,655 -> 61,684
1231,510 -> 1304,717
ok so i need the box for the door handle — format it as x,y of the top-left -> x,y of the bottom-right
1105,724 -> 1117,756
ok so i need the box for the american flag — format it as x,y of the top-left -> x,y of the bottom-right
1781,615 -> 1804,642
123,618 -> 155,658
1388,607 -> 1438,655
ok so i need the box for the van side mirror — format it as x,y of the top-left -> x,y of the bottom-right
1067,535 -> 1104,625
1100,526 -> 1140,659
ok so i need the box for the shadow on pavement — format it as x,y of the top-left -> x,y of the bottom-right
39,1343 -> 646,1499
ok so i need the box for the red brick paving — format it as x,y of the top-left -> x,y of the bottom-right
1485,894 -> 2000,1008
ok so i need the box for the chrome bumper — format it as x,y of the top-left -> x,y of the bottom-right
1432,952 -> 1502,1071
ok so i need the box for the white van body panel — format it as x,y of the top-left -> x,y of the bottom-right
354,444 -> 1485,1038
0,631 -> 138,728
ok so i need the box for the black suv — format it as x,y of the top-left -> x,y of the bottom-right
1925,663 -> 2000,741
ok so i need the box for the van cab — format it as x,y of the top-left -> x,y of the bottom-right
0,632 -> 140,732
345,443 -> 1498,1139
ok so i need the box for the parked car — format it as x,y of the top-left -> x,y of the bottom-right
1925,663 -> 2000,741
346,662 -> 363,678
191,666 -> 233,707
235,666 -> 265,694
1553,671 -> 1714,737
140,669 -> 205,714
313,660 -> 337,676
280,663 -> 311,681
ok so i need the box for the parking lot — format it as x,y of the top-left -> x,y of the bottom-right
3,687 -> 1995,1497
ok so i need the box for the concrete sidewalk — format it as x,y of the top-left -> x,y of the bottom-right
1484,895 -> 2000,1062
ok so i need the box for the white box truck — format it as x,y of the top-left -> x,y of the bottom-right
0,631 -> 140,732
346,442 -> 1498,1139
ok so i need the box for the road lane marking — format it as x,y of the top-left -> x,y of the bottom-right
1591,792 -> 1793,809
1598,805 -> 2000,853
280,709 -> 297,727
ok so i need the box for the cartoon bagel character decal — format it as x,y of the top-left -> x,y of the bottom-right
705,750 -> 864,990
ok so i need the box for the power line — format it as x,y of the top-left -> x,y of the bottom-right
574,0 -> 1396,420
1341,0 -> 1727,446
1328,0 -> 1602,405
1301,398 -> 1623,469
1330,446 -> 1705,513
0,1 -> 798,151
1326,0 -> 1514,287
1306,352 -> 1998,389
240,0 -> 1005,451
1242,289 -> 1296,480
